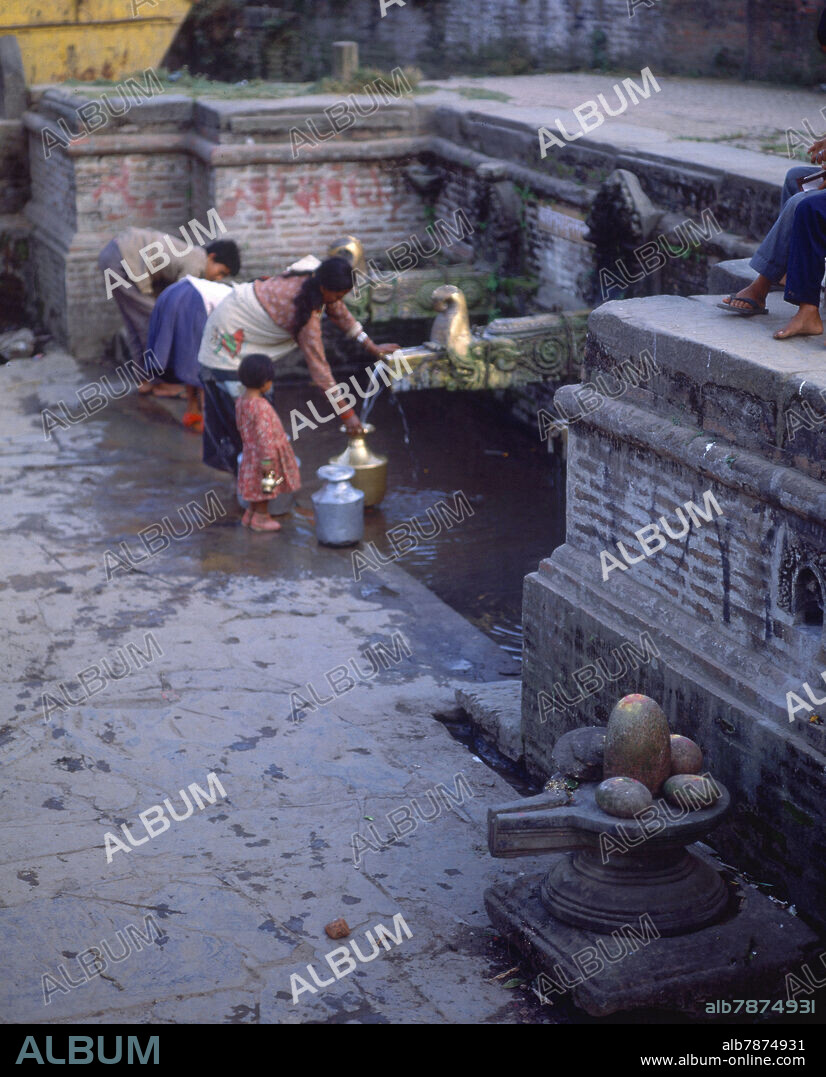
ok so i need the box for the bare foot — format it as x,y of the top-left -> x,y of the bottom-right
151,383 -> 186,398
774,306 -> 823,340
137,380 -> 154,395
249,512 -> 281,532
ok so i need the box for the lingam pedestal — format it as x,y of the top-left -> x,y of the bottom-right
492,781 -> 730,937
485,719 -> 819,1017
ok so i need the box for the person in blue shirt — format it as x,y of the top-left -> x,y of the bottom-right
145,274 -> 234,430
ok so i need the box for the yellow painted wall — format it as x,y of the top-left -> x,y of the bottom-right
0,1 -> 195,83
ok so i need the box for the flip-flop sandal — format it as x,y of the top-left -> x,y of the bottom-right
717,296 -> 768,316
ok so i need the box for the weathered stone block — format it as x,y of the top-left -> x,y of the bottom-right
332,41 -> 359,81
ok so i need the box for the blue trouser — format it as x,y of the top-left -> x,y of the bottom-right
786,190 -> 826,307
750,165 -> 823,282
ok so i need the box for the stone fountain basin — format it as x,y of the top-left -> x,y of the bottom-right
488,780 -> 730,858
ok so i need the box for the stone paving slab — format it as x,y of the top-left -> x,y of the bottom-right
0,349 -> 540,1024
421,74 -> 826,175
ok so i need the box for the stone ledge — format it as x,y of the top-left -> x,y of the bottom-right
22,111 -> 433,165
36,88 -> 196,128
425,109 -> 785,238
583,293 -> 826,475
455,681 -> 524,763
554,385 -> 826,524
228,106 -> 422,138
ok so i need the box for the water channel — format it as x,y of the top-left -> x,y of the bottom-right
101,375 -> 567,667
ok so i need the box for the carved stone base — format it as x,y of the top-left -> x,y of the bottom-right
485,861 -> 820,1017
541,847 -> 730,937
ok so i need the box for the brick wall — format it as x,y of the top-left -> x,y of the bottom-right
74,153 -> 195,234
213,159 -> 428,279
18,89 -> 761,357
23,121 -> 431,355
563,427 -> 814,669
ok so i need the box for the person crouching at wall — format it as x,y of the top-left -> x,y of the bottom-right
99,228 -> 241,392
235,353 -> 300,533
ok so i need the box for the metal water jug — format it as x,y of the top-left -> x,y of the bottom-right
329,423 -> 388,507
312,465 -> 364,546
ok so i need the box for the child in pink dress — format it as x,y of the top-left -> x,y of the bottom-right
235,353 -> 301,533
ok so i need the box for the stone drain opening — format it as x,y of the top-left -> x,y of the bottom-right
433,707 -> 538,798
792,566 -> 824,634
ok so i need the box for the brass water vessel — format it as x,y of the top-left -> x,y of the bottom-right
329,423 -> 387,507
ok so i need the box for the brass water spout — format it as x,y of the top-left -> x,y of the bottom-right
429,284 -> 472,360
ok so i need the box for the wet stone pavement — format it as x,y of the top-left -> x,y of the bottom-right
0,348 -> 548,1024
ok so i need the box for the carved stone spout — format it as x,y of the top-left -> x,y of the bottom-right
429,284 -> 472,360
390,285 -> 590,392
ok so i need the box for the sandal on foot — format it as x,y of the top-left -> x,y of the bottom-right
717,296 -> 768,316
249,512 -> 281,532
241,509 -> 252,527
183,411 -> 204,431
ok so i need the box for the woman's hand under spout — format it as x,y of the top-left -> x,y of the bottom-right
369,342 -> 402,357
342,410 -> 364,436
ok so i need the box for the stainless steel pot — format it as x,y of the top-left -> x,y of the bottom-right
311,465 -> 364,547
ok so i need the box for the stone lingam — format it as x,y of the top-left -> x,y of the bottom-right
485,694 -> 819,1017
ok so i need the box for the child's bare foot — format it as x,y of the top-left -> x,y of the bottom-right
249,512 -> 281,532
151,383 -> 186,398
137,380 -> 154,394
774,306 -> 823,340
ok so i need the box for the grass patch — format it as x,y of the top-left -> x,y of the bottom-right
761,136 -> 796,158
454,86 -> 512,102
58,65 -> 423,101
61,69 -> 310,100
306,66 -> 423,95
676,131 -> 753,143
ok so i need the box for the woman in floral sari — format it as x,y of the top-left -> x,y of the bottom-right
197,256 -> 398,473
